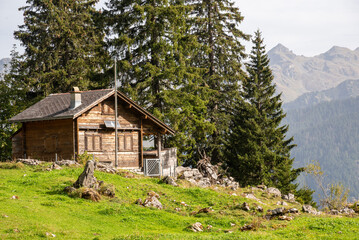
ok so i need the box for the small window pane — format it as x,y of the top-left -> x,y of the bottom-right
125,135 -> 132,151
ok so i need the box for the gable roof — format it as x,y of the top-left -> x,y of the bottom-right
9,89 -> 175,135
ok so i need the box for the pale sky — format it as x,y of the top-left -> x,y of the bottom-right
0,0 -> 358,59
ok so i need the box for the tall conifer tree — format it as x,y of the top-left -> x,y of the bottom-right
104,0 -> 214,163
189,0 -> 250,163
225,30 -> 301,193
13,0 -> 107,98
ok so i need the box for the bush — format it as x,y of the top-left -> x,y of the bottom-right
0,161 -> 24,169
76,151 -> 96,165
295,186 -> 317,208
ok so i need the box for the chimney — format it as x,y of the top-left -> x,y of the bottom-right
70,87 -> 81,109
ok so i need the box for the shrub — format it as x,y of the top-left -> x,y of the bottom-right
0,161 -> 24,169
76,151 -> 96,165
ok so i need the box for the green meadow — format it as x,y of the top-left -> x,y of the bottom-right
0,163 -> 358,239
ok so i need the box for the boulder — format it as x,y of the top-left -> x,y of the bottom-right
50,163 -> 62,170
136,198 -> 143,205
257,185 -> 267,190
267,187 -> 281,198
240,224 -> 253,231
96,162 -> 118,174
143,195 -> 163,209
243,193 -> 259,201
282,193 -> 295,202
268,207 -> 286,216
288,208 -> 299,213
192,169 -> 203,180
98,184 -> 116,198
278,215 -> 293,221
73,160 -> 99,189
197,207 -> 214,214
197,158 -> 218,182
190,222 -> 203,232
176,166 -> 191,176
17,158 -> 42,165
197,178 -> 211,188
162,176 -> 178,187
302,205 -> 319,215
330,209 -> 339,215
56,160 -> 80,166
276,201 -> 288,206
256,205 -> 263,212
180,170 -> 194,179
340,207 -> 355,215
241,202 -> 250,211
81,188 -> 101,202
64,186 -> 76,194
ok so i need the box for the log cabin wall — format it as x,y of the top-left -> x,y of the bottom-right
77,96 -> 141,168
12,128 -> 24,160
14,119 -> 74,161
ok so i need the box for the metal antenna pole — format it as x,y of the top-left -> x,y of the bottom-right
114,57 -> 118,168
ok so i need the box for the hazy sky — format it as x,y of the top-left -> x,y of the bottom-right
0,0 -> 358,59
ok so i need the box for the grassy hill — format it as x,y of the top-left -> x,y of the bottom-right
1,163 -> 359,239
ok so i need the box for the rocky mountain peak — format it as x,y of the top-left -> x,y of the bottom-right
268,45 -> 359,102
319,46 -> 354,60
268,44 -> 297,63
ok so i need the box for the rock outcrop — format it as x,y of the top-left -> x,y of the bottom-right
190,222 -> 204,232
175,158 -> 238,189
66,160 -> 115,201
73,160 -> 99,189
267,187 -> 282,198
162,176 -> 178,187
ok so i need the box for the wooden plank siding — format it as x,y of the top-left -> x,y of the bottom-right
77,96 -> 142,168
11,93 -> 171,168
12,119 -> 74,161
12,128 -> 24,159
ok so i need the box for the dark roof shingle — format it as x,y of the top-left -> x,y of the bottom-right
9,89 -> 113,122
9,88 -> 175,135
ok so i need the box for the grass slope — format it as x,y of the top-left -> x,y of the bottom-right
0,163 -> 358,239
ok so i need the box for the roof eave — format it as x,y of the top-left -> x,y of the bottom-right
9,115 -> 73,123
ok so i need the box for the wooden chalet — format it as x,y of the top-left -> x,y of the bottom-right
10,87 -> 177,175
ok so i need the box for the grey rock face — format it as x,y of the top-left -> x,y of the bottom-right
267,187 -> 281,198
339,207 -> 355,215
269,207 -> 285,216
73,160 -> 98,189
143,196 -> 163,210
282,193 -> 295,202
302,205 -> 319,215
162,176 -> 178,187
268,44 -> 359,102
190,222 -> 203,232
241,202 -> 250,211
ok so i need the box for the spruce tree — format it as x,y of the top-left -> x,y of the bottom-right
104,0 -> 214,164
225,30 -> 301,193
13,0 -> 108,98
189,0 -> 250,163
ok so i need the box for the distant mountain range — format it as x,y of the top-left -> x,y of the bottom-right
284,79 -> 359,110
268,44 -> 359,102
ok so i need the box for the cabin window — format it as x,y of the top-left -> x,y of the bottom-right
102,102 -> 114,115
44,135 -> 58,153
85,134 -> 102,151
118,133 -> 133,151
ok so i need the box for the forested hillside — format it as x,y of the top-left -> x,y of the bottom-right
284,96 -> 359,200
